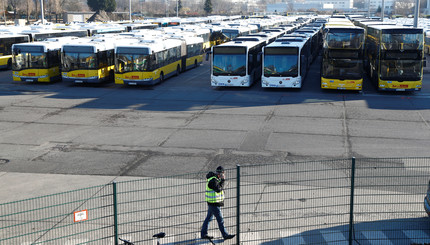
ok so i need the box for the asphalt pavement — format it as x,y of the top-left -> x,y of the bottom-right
1,56 -> 430,244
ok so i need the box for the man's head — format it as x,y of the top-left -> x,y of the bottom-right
216,166 -> 225,174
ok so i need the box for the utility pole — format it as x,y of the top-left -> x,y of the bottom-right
414,0 -> 420,27
40,0 -> 44,24
368,0 -> 371,17
381,0 -> 384,21
129,0 -> 132,21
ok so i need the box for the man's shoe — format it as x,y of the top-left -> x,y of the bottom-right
201,235 -> 214,239
224,234 -> 235,240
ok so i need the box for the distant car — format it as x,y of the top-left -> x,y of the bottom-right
425,180 -> 430,216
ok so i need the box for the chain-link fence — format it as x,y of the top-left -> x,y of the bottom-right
0,157 -> 429,244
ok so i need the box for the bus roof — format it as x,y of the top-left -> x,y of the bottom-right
61,36 -> 122,52
214,39 -> 265,49
12,39 -> 68,52
115,38 -> 182,54
367,25 -> 423,32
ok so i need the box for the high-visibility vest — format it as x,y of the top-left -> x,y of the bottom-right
205,176 -> 224,203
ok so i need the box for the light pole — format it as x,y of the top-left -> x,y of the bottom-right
414,0 -> 420,27
40,0 -> 45,24
129,0 -> 132,21
176,0 -> 178,17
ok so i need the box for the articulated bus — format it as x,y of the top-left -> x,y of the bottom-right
12,37 -> 77,82
261,35 -> 311,88
211,39 -> 265,87
61,37 -> 118,84
321,25 -> 365,91
167,34 -> 204,71
114,38 -> 183,85
365,25 -> 424,91
0,33 -> 30,69
179,36 -> 204,71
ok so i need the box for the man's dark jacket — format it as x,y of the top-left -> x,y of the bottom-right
206,171 -> 225,206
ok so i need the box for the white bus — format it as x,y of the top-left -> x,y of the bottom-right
211,39 -> 265,87
261,35 -> 311,88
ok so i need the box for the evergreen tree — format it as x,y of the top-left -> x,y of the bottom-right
87,0 -> 116,12
204,0 -> 212,15
178,0 -> 183,13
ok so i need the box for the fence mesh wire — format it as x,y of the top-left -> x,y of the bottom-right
0,184 -> 114,244
353,157 -> 429,244
239,159 -> 352,244
115,169 -> 237,244
0,158 -> 429,244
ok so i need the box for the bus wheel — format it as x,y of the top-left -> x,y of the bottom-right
176,65 -> 180,76
160,72 -> 164,83
7,59 -> 12,69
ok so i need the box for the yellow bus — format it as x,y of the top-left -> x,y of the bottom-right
114,38 -> 183,85
0,33 -> 30,69
365,25 -> 424,91
12,37 -> 77,82
61,37 -> 118,84
169,34 -> 204,71
321,19 -> 365,91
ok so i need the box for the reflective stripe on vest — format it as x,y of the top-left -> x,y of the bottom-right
205,176 -> 224,203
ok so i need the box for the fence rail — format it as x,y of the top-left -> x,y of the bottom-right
1,157 -> 429,244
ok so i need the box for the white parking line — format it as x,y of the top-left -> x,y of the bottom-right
361,231 -> 392,245
280,229 -> 306,245
320,230 -> 348,244
402,230 -> 430,244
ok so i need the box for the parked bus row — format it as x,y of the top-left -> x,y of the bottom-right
210,19 -> 323,88
11,30 -> 205,85
324,15 -> 424,92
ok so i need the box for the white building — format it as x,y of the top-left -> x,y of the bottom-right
267,0 -> 353,12
368,0 -> 395,13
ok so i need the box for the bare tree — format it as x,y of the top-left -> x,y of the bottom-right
393,0 -> 414,16
8,0 -> 23,19
24,0 -> 35,23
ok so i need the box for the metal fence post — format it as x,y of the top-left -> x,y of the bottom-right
236,164 -> 240,245
349,157 -> 356,245
113,181 -> 119,245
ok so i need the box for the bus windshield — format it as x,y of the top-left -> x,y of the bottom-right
321,59 -> 362,79
116,54 -> 150,72
381,33 -> 423,50
212,47 -> 246,76
264,48 -> 298,77
326,30 -> 364,49
13,52 -> 47,70
380,60 -> 422,81
62,52 -> 97,71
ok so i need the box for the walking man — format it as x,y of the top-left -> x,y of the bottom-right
201,166 -> 235,241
